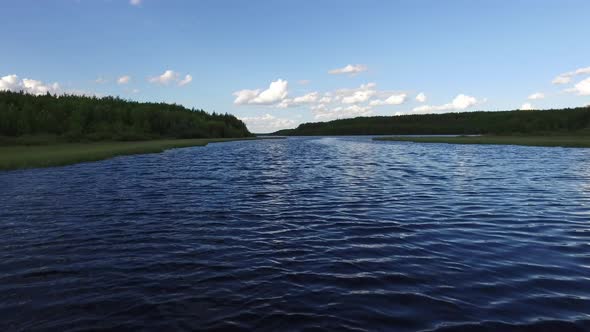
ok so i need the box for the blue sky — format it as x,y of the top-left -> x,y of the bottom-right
1,0 -> 589,132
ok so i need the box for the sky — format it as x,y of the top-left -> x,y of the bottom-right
1,0 -> 589,133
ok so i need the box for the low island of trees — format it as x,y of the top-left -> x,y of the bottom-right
0,91 -> 252,144
273,107 -> 590,136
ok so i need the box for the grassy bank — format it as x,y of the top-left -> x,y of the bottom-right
0,137 -> 280,171
373,136 -> 590,148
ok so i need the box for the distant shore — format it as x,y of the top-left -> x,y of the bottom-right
373,136 -> 590,148
0,137 -> 283,171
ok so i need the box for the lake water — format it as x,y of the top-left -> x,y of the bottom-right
1,137 -> 590,331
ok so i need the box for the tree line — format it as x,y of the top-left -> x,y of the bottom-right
274,107 -> 590,136
0,91 -> 252,142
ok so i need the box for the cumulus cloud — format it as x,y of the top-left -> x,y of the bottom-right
277,92 -> 320,108
0,75 -> 20,91
520,102 -> 534,110
336,83 -> 377,104
411,94 -> 481,114
369,93 -> 407,106
239,113 -> 297,133
233,79 -> 289,105
149,70 -> 179,85
527,92 -> 544,100
566,77 -> 590,96
0,74 -> 60,95
293,92 -> 319,104
233,89 -> 260,105
178,74 -> 193,86
130,0 -> 142,6
117,75 -> 131,85
415,92 -> 426,103
311,104 -> 373,121
148,70 -> 192,86
328,64 -> 368,75
552,66 -> 590,85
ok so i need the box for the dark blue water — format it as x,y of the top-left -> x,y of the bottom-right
1,137 -> 590,331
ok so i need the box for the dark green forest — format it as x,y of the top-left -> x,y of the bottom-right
274,107 -> 590,136
0,91 -> 252,142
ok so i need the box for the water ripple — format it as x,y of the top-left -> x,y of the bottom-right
1,137 -> 590,331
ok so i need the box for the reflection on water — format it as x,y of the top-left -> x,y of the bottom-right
1,137 -> 590,331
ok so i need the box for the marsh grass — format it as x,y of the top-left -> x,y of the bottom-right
0,137 -> 279,171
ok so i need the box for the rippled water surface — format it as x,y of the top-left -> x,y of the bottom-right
1,137 -> 590,331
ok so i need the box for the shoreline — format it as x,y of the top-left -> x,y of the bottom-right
373,136 -> 590,148
0,137 -> 284,171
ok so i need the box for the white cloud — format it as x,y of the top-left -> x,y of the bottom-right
233,79 -> 289,105
149,70 -> 179,85
312,104 -> 373,120
239,113 -> 297,133
130,0 -> 142,6
566,77 -> 590,96
251,79 -> 288,104
293,92 -> 319,104
233,89 -> 261,105
178,74 -> 193,86
328,64 -> 368,75
0,75 -> 20,91
552,66 -> 590,85
416,92 -> 426,103
0,74 -> 61,95
22,79 -> 60,95
369,93 -> 407,106
552,76 -> 571,85
0,74 -> 105,97
337,82 -> 377,104
411,94 -> 481,114
298,80 -> 311,85
527,92 -> 544,100
520,102 -> 534,110
95,77 -> 108,84
276,91 -> 320,108
117,75 -> 131,85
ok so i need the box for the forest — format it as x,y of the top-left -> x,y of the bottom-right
0,91 -> 252,142
274,107 -> 590,136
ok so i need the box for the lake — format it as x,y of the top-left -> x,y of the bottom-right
1,137 -> 589,331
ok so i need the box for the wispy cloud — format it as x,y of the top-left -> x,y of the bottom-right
415,92 -> 426,103
565,77 -> 590,96
527,92 -> 544,100
328,64 -> 368,76
117,75 -> 131,85
149,70 -> 178,85
149,70 -> 193,86
411,94 -> 482,114
369,93 -> 407,106
552,66 -> 590,85
178,74 -> 193,87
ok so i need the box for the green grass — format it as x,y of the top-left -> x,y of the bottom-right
0,137 -> 282,171
373,136 -> 590,148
